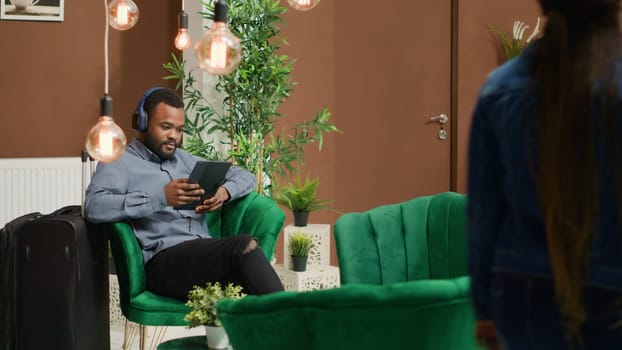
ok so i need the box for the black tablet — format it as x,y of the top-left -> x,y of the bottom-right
173,161 -> 232,210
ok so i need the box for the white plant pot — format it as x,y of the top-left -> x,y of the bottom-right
205,325 -> 229,349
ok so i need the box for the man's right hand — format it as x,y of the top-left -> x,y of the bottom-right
164,178 -> 205,206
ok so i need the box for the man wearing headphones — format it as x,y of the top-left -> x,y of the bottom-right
84,87 -> 284,301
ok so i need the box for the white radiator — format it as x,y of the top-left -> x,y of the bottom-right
0,157 -> 93,227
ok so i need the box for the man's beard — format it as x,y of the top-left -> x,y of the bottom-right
144,134 -> 178,160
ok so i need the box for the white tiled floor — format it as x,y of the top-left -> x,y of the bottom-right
110,324 -> 204,350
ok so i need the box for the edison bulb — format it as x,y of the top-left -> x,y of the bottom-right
287,0 -> 320,11
86,116 -> 127,163
175,29 -> 192,50
195,22 -> 242,75
108,0 -> 139,31
175,11 -> 192,50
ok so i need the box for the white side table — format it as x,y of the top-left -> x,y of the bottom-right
283,224 -> 331,269
273,264 -> 340,292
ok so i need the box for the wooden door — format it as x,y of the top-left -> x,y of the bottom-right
334,0 -> 453,212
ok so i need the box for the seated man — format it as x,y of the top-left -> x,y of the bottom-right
85,87 -> 283,301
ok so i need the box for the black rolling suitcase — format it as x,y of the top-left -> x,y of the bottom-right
0,212 -> 41,350
0,152 -> 109,350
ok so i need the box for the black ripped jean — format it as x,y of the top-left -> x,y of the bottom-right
145,234 -> 283,301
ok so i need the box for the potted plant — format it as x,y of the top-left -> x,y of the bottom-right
184,282 -> 246,349
273,176 -> 333,227
489,17 -> 541,64
288,231 -> 314,272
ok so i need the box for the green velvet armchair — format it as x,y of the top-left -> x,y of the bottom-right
216,192 -> 479,350
105,192 -> 285,350
218,276 -> 474,350
334,191 -> 468,284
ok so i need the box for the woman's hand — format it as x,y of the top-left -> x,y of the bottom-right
475,320 -> 502,350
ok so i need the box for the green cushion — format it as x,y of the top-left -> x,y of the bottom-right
105,192 -> 285,326
217,276 -> 479,350
127,291 -> 189,326
334,192 -> 467,285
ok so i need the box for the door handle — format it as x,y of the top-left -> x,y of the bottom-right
428,113 -> 448,141
429,114 -> 448,124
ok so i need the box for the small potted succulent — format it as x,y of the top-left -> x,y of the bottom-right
184,282 -> 246,349
274,176 -> 333,227
288,231 -> 314,272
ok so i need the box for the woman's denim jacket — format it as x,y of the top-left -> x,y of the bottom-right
467,42 -> 622,320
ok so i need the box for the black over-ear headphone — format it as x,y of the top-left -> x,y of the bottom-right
131,87 -> 163,132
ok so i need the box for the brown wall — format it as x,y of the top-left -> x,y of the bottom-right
455,0 -> 541,193
1,0 -> 541,264
276,3 -> 337,263
278,0 -> 541,263
0,0 -> 180,158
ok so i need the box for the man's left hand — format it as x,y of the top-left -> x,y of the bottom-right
196,186 -> 230,213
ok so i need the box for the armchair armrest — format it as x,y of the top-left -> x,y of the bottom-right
207,192 -> 285,260
105,221 -> 146,313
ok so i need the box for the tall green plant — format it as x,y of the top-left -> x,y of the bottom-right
164,0 -> 340,196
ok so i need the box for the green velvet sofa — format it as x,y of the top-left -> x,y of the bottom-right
217,192 -> 479,350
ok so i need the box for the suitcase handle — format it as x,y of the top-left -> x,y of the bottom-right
50,206 -> 81,217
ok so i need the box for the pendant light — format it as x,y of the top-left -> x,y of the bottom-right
108,0 -> 139,31
287,0 -> 320,11
175,13 -> 191,50
175,0 -> 192,50
86,0 -> 127,163
195,0 -> 242,75
85,97 -> 126,163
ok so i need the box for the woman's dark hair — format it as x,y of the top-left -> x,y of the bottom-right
535,0 -> 621,342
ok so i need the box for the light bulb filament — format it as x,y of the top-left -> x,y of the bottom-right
210,40 -> 228,69
287,0 -> 319,11
100,130 -> 114,156
117,2 -> 129,25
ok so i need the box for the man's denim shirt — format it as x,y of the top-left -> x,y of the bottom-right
84,139 -> 256,263
467,43 -> 622,320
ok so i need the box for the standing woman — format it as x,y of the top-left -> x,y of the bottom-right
467,0 -> 622,349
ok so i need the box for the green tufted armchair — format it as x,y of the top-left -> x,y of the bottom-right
218,276 -> 474,350
105,192 -> 285,350
334,191 -> 468,284
216,192 -> 479,350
